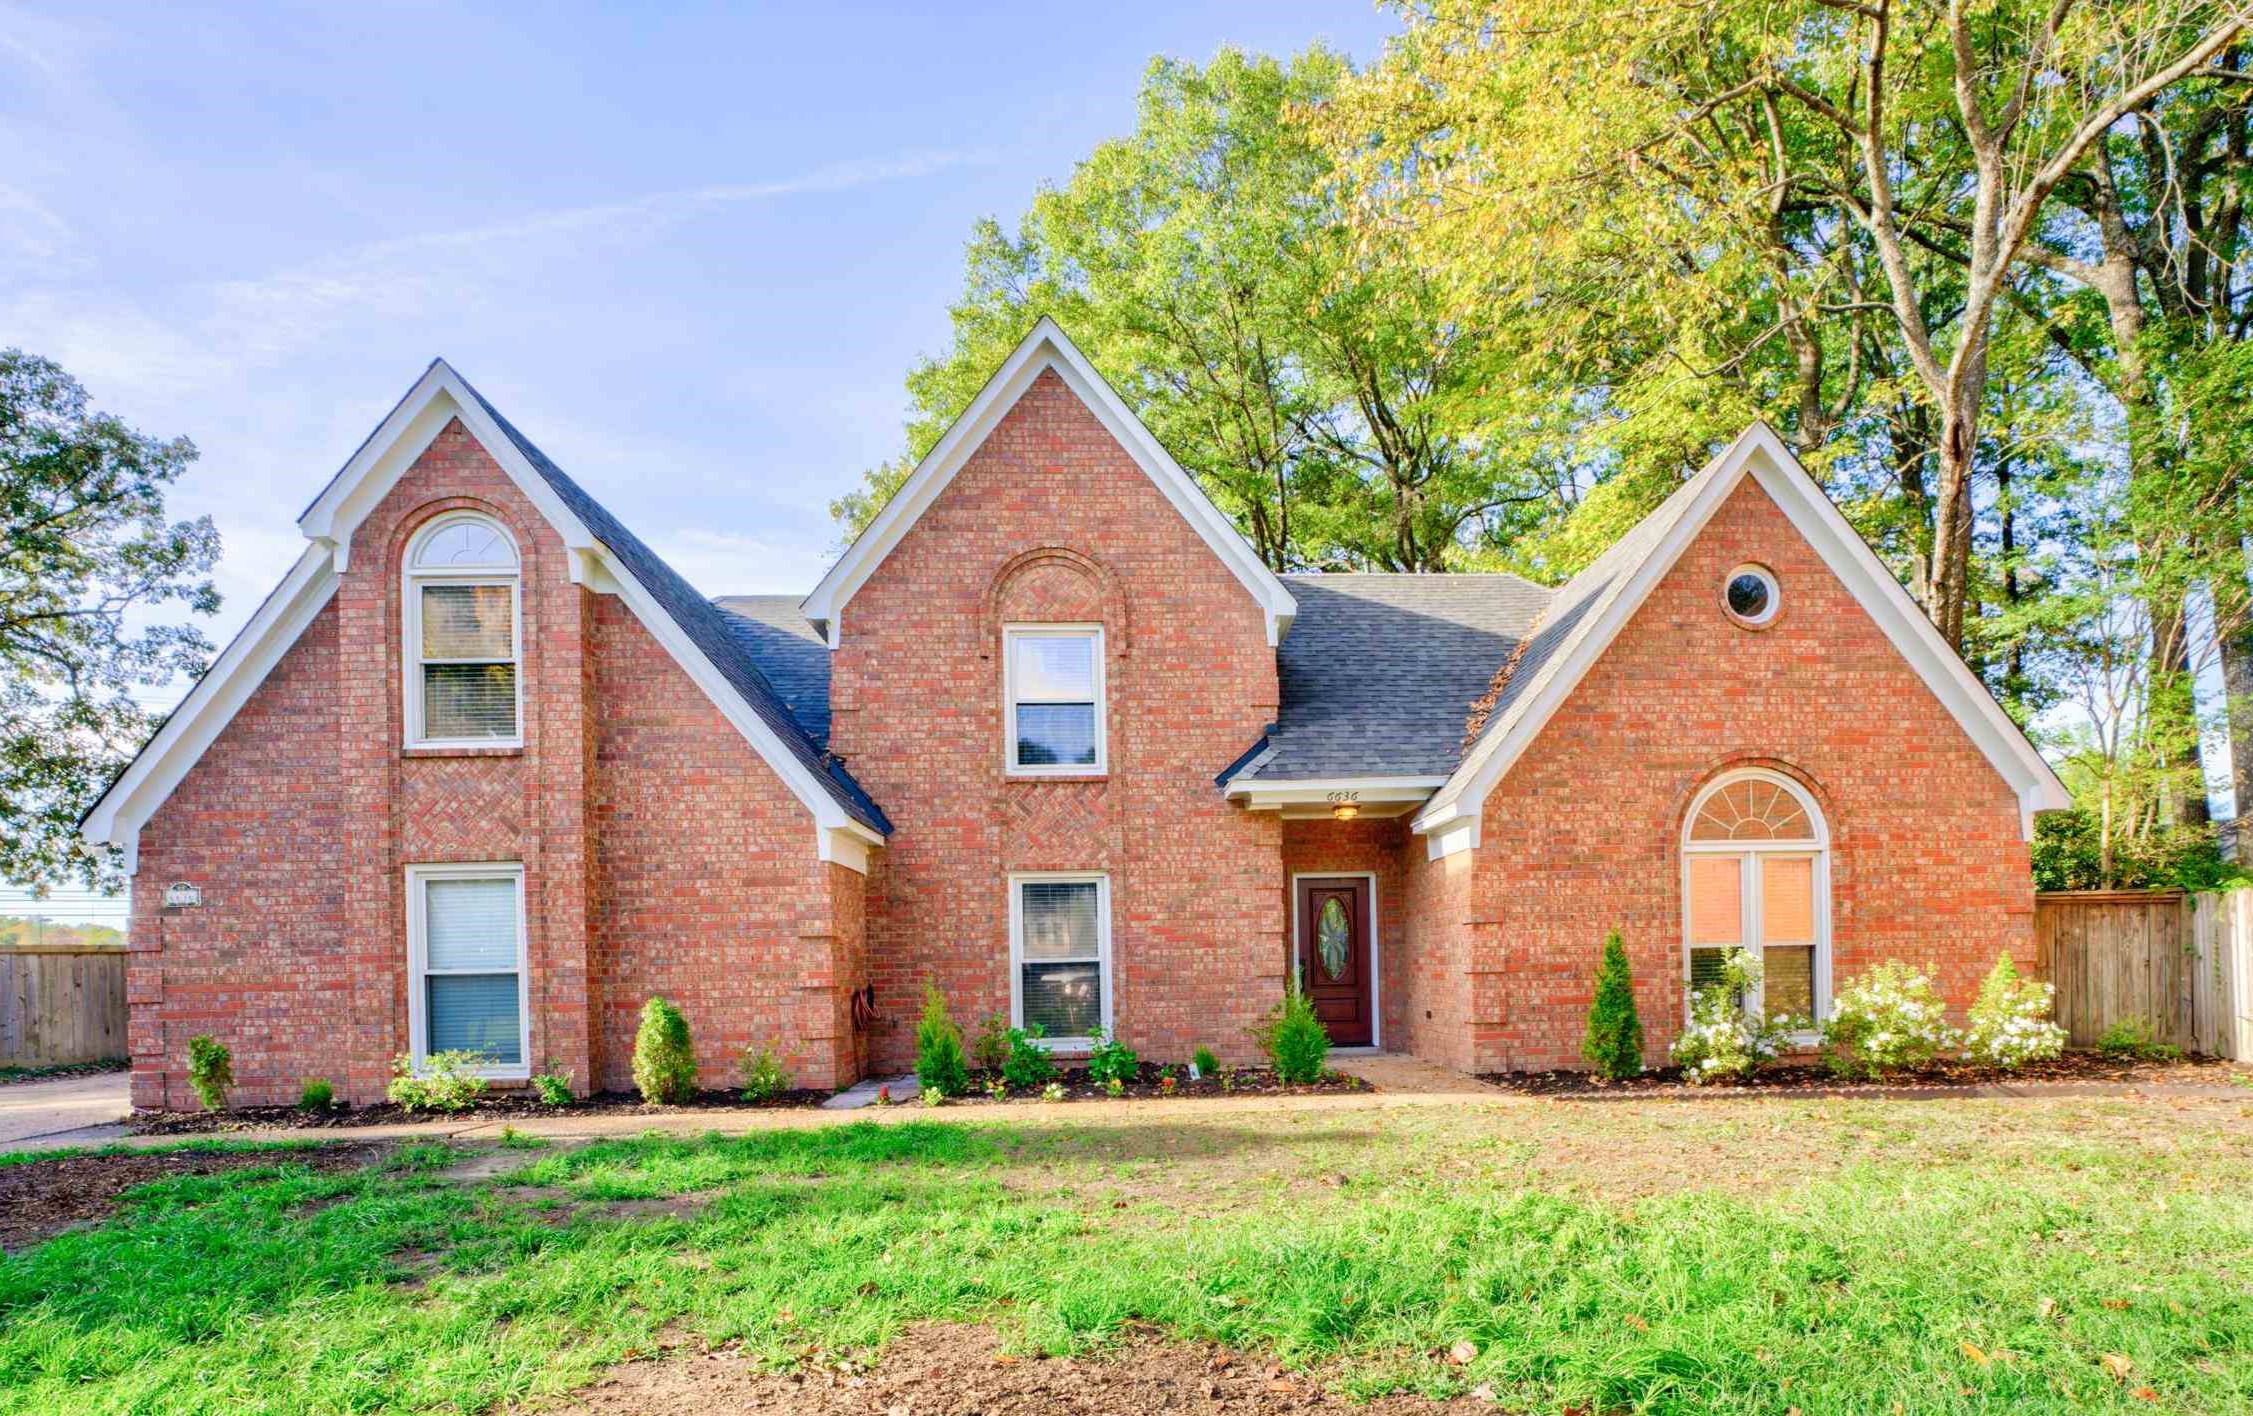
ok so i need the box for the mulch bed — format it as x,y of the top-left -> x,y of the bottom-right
1482,1050 -> 2245,1097
0,1142 -> 388,1251
521,1319 -> 1483,1414
132,1088 -> 834,1135
934,1062 -> 1364,1106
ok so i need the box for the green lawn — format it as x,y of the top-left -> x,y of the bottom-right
1,1093 -> 2249,1414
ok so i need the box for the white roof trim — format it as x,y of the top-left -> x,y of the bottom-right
85,360 -> 883,874
1413,422 -> 2068,853
801,318 -> 1296,647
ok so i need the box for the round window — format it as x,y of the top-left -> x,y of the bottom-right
1724,566 -> 1778,625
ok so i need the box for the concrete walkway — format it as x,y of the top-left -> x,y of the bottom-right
0,1070 -> 130,1148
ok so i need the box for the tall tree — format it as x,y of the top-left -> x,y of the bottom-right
0,351 -> 220,887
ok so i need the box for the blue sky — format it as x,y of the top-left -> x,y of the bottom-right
0,1 -> 1399,920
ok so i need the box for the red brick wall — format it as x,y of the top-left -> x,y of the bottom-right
130,418 -> 854,1106
1280,816 -> 1408,1047
830,368 -> 1283,1068
1465,476 -> 2035,1072
1395,843 -> 1479,1071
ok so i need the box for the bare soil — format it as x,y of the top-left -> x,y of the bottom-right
520,1321 -> 1484,1415
0,1143 -> 387,1250
1482,1051 -> 2245,1097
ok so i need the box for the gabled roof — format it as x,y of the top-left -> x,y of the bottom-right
1413,422 -> 2070,855
799,318 -> 1298,648
84,360 -> 887,873
714,595 -> 833,749
1223,574 -> 1550,785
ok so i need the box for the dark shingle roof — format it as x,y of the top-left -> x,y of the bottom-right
1227,574 -> 1551,782
453,374 -> 889,835
712,595 -> 833,749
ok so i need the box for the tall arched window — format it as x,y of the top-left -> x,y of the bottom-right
1681,769 -> 1828,1028
404,514 -> 520,747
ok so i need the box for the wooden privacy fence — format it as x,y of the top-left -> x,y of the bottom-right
0,947 -> 127,1067
2034,889 -> 2253,1059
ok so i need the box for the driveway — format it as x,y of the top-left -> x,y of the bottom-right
0,1070 -> 131,1148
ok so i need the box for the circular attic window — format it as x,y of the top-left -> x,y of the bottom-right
1724,565 -> 1779,626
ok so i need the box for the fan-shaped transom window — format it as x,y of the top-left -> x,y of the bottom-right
1682,770 -> 1828,1030
404,514 -> 521,748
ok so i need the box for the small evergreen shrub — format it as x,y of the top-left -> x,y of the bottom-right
1191,1045 -> 1220,1078
1085,1028 -> 1139,1088
1670,950 -> 1784,1084
971,1011 -> 1012,1075
1580,929 -> 1644,1080
186,1035 -> 232,1110
631,997 -> 698,1104
296,1077 -> 334,1111
2096,1015 -> 2182,1062
1963,955 -> 2067,1070
1823,961 -> 1959,1077
915,981 -> 970,1097
1252,984 -> 1330,1084
999,1025 -> 1057,1089
386,1051 -> 489,1112
738,1044 -> 793,1102
532,1070 -> 575,1106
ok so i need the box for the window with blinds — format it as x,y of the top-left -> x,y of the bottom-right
1006,627 -> 1103,772
1013,875 -> 1107,1041
1683,771 -> 1827,1031
405,516 -> 520,746
410,867 -> 525,1070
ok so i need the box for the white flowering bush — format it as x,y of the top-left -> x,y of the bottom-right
1822,961 -> 1959,1078
1963,954 -> 2066,1069
1671,950 -> 1787,1084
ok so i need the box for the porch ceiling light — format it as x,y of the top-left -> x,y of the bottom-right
1331,800 -> 1360,821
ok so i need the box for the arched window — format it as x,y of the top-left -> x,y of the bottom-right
404,514 -> 520,747
1682,770 -> 1828,1028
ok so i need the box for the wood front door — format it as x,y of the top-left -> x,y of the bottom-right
1294,876 -> 1373,1047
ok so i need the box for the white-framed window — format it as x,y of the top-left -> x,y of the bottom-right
1003,624 -> 1105,775
406,862 -> 529,1076
1723,563 -> 1780,626
404,513 -> 521,748
1008,872 -> 1111,1046
1681,769 -> 1828,1032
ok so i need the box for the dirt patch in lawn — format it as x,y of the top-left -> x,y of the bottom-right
131,1087 -> 836,1135
523,1320 -> 1483,1415
1483,1052 -> 2246,1098
0,1143 -> 388,1251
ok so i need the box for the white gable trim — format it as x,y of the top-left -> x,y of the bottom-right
1413,423 -> 2068,855
800,318 -> 1297,647
84,362 -> 884,875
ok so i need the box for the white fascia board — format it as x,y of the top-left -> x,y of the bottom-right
80,543 -> 341,872
1414,422 -> 2067,847
1225,776 -> 1446,810
800,317 -> 1296,647
298,362 -> 597,581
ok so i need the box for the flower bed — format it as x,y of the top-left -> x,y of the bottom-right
130,1086 -> 832,1135
1480,1050 -> 2242,1098
925,1061 -> 1365,1106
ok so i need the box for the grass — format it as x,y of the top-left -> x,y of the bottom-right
1,1096 -> 2249,1413
0,1136 -> 339,1169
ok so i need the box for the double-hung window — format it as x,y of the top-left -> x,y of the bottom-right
1682,771 -> 1828,1031
1010,873 -> 1110,1045
1004,625 -> 1104,774
407,863 -> 528,1075
405,515 -> 520,748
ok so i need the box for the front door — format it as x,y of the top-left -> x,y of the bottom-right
1294,876 -> 1372,1047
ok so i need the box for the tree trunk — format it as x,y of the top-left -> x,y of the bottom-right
2224,611 -> 2253,831
1928,412 -> 1977,649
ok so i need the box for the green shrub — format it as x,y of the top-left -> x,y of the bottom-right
1670,950 -> 1785,1084
631,997 -> 698,1104
1580,928 -> 1644,1080
914,982 -> 969,1097
186,1035 -> 232,1110
971,1011 -> 1012,1075
1963,955 -> 2067,1069
296,1077 -> 334,1111
738,1044 -> 793,1102
2096,1015 -> 2182,1062
1192,1044 -> 1220,1078
532,1071 -> 574,1106
1085,1028 -> 1139,1087
1041,1081 -> 1067,1102
386,1051 -> 489,1112
920,1085 -> 947,1108
1252,984 -> 1330,1084
1000,1025 -> 1057,1089
1823,961 -> 1958,1077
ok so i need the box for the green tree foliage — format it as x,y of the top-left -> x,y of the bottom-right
630,997 -> 697,1104
0,351 -> 220,887
1580,930 -> 1644,1080
914,981 -> 970,1097
1252,983 -> 1331,1084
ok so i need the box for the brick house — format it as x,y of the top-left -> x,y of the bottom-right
82,321 -> 2068,1108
